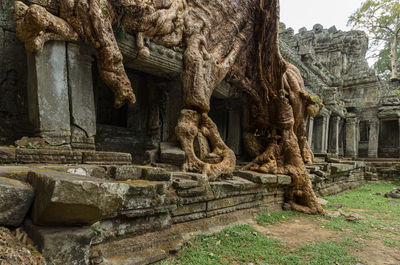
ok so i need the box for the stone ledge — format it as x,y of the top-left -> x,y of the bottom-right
0,147 -> 133,165
235,170 -> 292,185
82,151 -> 132,165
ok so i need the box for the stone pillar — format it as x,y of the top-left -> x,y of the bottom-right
307,117 -> 314,148
368,119 -> 379,158
27,41 -> 71,147
67,43 -> 96,150
345,116 -> 358,158
321,114 -> 330,153
398,118 -> 400,158
226,109 -> 241,155
328,116 -> 340,155
339,119 -> 345,156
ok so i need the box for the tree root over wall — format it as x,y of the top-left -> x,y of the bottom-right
13,0 -> 323,214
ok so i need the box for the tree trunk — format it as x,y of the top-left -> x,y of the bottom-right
391,37 -> 398,79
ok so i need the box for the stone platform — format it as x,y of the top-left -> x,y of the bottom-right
0,164 -> 291,265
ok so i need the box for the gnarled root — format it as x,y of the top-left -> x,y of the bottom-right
13,2 -> 79,52
13,0 -> 136,109
175,109 -> 236,181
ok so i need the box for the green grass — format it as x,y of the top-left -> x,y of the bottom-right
162,183 -> 399,264
256,210 -> 302,225
383,238 -> 400,247
321,183 -> 400,238
161,225 -> 359,265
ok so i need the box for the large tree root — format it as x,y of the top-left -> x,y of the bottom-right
14,1 -> 136,108
175,109 -> 236,182
243,94 -> 323,214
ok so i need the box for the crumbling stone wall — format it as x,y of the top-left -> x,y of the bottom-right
0,0 -> 32,145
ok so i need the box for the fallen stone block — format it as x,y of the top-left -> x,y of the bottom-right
25,219 -> 93,265
28,169 -> 170,225
0,177 -> 34,226
159,142 -> 185,166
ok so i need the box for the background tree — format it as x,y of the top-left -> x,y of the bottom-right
373,41 -> 400,79
348,0 -> 400,79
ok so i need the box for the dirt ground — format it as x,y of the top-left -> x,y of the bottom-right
253,217 -> 400,265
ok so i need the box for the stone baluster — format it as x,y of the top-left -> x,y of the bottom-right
307,116 -> 314,148
321,113 -> 330,154
328,116 -> 340,155
345,116 -> 358,158
368,119 -> 379,158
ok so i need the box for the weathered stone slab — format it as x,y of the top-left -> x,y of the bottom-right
207,194 -> 258,211
25,220 -> 94,265
277,174 -> 292,185
142,166 -> 172,181
172,178 -> 199,189
82,151 -> 132,165
0,177 -> 34,226
68,43 -> 96,150
176,186 -> 208,197
159,142 -> 185,166
0,147 -> 15,163
173,202 -> 207,216
16,148 -> 82,164
27,171 -> 130,225
92,213 -> 171,244
27,41 -> 71,147
172,212 -> 207,223
0,166 -> 31,182
235,170 -> 278,184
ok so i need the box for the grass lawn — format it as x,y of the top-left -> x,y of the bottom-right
160,183 -> 400,265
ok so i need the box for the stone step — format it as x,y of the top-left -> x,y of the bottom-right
0,146 -> 132,165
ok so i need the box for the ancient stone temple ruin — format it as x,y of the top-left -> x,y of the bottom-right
0,0 -> 399,264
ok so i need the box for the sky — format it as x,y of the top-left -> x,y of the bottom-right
280,0 -> 365,33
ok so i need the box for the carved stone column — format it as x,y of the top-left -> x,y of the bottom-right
328,116 -> 340,155
27,41 -> 71,148
321,114 -> 330,154
368,119 -> 379,158
345,116 -> 358,158
67,43 -> 96,150
307,117 -> 314,148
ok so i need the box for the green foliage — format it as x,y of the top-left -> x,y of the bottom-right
348,0 -> 400,77
26,142 -> 38,149
373,42 -> 400,79
91,222 -> 104,236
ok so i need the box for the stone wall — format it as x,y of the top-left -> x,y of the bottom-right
0,0 -> 32,145
364,161 -> 400,184
309,160 -> 365,196
0,164 -> 290,264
